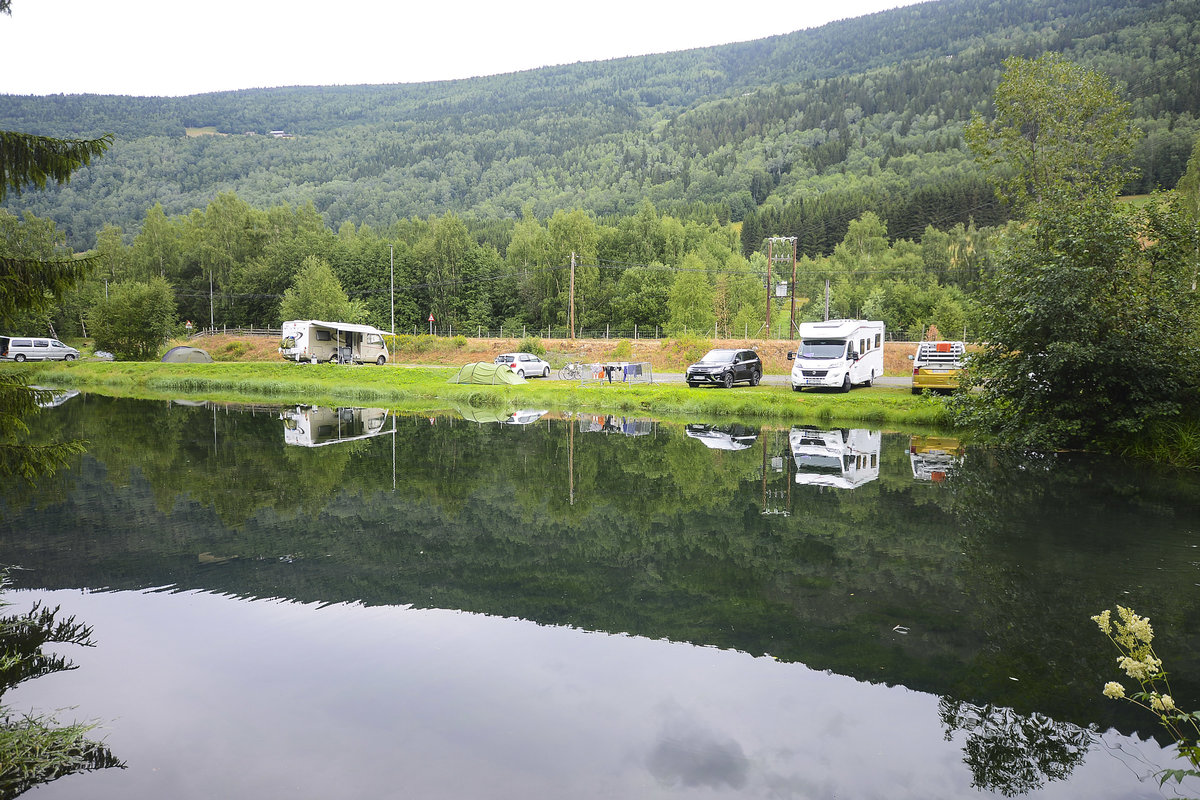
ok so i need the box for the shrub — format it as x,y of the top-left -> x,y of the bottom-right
661,334 -> 711,368
452,335 -> 468,349
610,339 -> 633,359
517,336 -> 546,357
215,341 -> 248,361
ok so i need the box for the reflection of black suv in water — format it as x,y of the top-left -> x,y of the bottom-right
685,349 -> 762,388
684,424 -> 759,450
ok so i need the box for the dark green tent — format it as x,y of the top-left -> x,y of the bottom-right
161,346 -> 213,363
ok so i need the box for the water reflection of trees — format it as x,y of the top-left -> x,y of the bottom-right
8,403 -> 1200,749
0,578 -> 124,795
939,698 -> 1093,797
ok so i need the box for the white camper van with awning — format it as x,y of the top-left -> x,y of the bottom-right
279,320 -> 389,365
788,319 -> 884,392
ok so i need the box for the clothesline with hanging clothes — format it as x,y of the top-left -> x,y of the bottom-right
580,362 -> 654,385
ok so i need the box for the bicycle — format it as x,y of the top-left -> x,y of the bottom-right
559,362 -> 584,381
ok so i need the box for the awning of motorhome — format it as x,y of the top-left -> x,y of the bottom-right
161,346 -> 213,363
301,320 -> 388,336
447,362 -> 528,385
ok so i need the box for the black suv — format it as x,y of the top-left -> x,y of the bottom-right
685,349 -> 762,388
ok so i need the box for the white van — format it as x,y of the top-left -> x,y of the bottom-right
788,319 -> 884,392
0,336 -> 80,362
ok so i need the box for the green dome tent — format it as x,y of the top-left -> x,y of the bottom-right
447,362 -> 528,385
161,346 -> 213,363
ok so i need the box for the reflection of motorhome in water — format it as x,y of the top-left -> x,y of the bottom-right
279,320 -> 390,365
790,427 -> 881,488
789,319 -> 884,392
909,436 -> 965,482
281,406 -> 392,447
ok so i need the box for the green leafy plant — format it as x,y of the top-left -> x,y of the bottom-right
1092,606 -> 1200,789
661,335 -> 711,369
215,341 -> 248,361
516,336 -> 545,357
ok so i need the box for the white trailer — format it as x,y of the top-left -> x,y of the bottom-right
790,427 -> 881,489
788,319 -> 885,392
279,320 -> 389,365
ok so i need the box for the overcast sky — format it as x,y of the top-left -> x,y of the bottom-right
2,0 -> 927,97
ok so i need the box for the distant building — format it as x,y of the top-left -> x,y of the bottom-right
269,130 -> 294,139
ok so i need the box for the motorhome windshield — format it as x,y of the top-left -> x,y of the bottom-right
799,339 -> 848,359
794,455 -> 844,474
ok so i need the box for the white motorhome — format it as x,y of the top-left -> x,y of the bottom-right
789,319 -> 884,392
790,427 -> 881,489
279,320 -> 389,365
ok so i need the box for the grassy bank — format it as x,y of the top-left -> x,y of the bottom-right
11,361 -> 953,428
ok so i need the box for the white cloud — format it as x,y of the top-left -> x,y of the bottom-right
1,0 -> 926,96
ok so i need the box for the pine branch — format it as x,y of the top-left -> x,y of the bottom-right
0,255 -> 96,320
0,132 -> 113,202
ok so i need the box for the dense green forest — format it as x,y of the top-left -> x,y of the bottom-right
1,0 -> 1198,339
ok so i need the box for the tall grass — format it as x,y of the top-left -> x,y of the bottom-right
1118,417 -> 1200,468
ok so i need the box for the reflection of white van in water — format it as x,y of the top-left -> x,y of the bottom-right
0,336 -> 80,362
790,427 -> 881,489
279,320 -> 389,365
789,319 -> 884,392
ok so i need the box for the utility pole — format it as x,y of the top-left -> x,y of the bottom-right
389,244 -> 395,335
766,236 -> 797,339
765,239 -> 773,338
569,251 -> 576,339
789,241 -> 798,338
824,278 -> 830,321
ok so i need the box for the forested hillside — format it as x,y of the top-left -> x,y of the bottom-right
3,0 -> 1198,253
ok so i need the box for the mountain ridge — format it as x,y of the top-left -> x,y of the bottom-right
2,0 -> 1197,250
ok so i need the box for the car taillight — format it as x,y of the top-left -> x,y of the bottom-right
913,367 -> 919,376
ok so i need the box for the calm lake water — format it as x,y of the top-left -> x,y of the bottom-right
3,395 -> 1200,799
